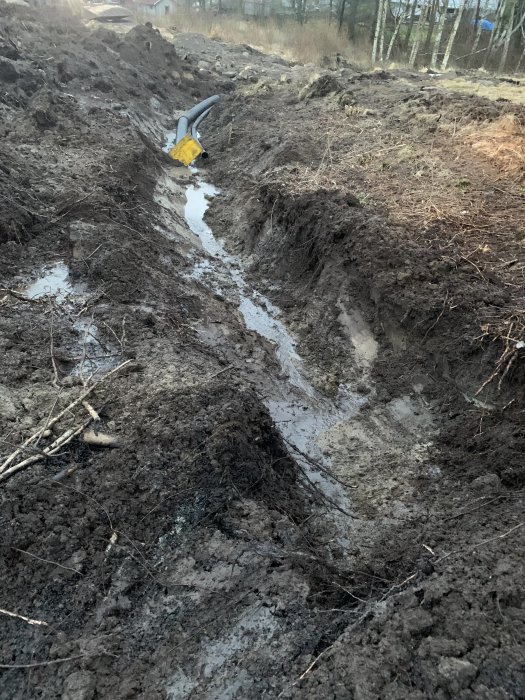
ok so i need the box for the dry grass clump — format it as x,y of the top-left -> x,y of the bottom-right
467,115 -> 525,180
439,78 -> 525,106
163,11 -> 370,66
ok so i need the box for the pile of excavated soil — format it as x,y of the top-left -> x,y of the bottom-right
0,8 -> 360,699
203,62 -> 525,698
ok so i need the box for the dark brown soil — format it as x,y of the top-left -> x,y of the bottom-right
205,61 -> 525,699
1,7 -> 524,700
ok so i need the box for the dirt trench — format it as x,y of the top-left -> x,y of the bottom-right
0,6 -> 524,700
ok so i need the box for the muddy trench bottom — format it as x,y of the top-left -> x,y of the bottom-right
181,169 -> 371,523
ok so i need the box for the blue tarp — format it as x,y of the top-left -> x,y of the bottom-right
472,18 -> 494,31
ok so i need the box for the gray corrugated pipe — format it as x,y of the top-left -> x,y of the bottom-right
175,95 -> 220,155
190,107 -> 212,159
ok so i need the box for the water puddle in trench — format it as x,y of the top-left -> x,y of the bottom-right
183,173 -> 365,516
22,263 -> 119,379
25,262 -> 79,303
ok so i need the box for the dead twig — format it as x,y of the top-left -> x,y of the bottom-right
444,495 -> 504,521
296,462 -> 354,518
35,390 -> 62,448
284,437 -> 355,489
0,420 -> 91,482
49,312 -> 60,389
0,653 -> 111,670
0,360 -> 131,475
0,608 -> 48,627
207,365 -> 235,380
11,547 -> 82,575
0,289 -> 44,305
436,521 -> 525,564
82,400 -> 100,423
423,291 -> 449,341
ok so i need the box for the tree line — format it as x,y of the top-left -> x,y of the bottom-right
272,0 -> 525,72
361,0 -> 525,71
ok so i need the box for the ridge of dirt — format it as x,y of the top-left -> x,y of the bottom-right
0,9 -> 369,699
202,59 -> 525,698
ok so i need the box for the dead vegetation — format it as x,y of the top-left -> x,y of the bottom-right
468,114 -> 525,180
209,68 -> 525,398
162,12 -> 372,65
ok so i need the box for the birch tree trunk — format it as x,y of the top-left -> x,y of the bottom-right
516,42 -> 525,69
372,0 -> 387,62
403,0 -> 418,50
385,5 -> 405,60
484,0 -> 507,66
378,0 -> 389,60
516,20 -> 525,69
423,0 -> 439,59
431,2 -> 447,68
469,0 -> 491,65
499,1 -> 517,71
441,0 -> 466,70
409,0 -> 429,66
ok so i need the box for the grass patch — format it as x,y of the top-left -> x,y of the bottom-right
439,77 -> 525,106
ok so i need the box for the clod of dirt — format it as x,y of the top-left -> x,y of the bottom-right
30,91 -> 57,128
0,42 -> 20,61
0,57 -> 18,82
299,74 -> 343,100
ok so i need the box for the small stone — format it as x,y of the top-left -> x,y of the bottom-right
61,375 -> 83,388
471,473 -> 501,493
0,58 -> 18,83
31,91 -> 57,128
403,608 -> 434,636
438,657 -> 477,693
0,385 -> 17,420
62,670 -> 96,700
92,78 -> 112,93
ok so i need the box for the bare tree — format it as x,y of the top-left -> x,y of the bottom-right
423,0 -> 440,58
378,0 -> 389,60
385,0 -> 408,60
431,1 -> 448,68
372,0 -> 388,62
484,0 -> 508,67
402,0 -> 418,50
441,0 -> 467,70
499,1 -> 518,70
516,22 -> 525,69
469,0 -> 492,66
338,0 -> 348,30
409,0 -> 430,66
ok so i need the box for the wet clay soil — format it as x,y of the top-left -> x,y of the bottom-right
0,6 -> 524,700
